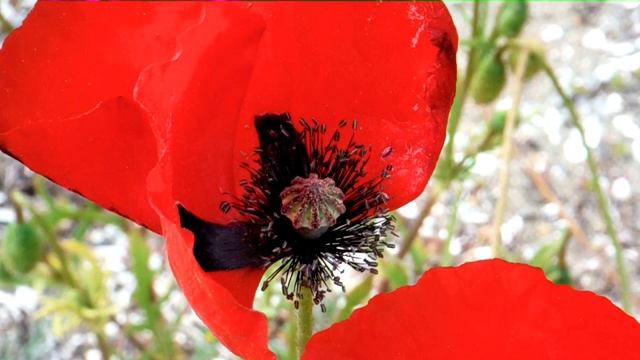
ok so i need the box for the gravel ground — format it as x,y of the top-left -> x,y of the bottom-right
1,2 -> 640,359
439,2 -> 640,314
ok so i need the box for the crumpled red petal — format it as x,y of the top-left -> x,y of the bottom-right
0,2 -> 205,232
239,2 -> 458,210
304,259 -> 640,359
137,4 -> 274,359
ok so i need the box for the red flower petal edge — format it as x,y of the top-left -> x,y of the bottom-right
0,3 -> 206,233
303,259 -> 640,360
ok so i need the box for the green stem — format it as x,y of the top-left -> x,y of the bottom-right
296,286 -> 314,359
95,329 -> 111,360
541,60 -> 632,313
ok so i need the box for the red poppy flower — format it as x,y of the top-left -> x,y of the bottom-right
304,259 -> 640,360
0,2 -> 457,359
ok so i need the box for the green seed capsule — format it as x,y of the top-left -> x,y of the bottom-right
496,1 -> 528,39
490,111 -> 508,133
489,110 -> 521,135
2,222 -> 43,274
470,54 -> 506,104
508,45 -> 544,80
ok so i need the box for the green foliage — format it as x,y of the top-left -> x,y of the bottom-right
0,178 -> 191,359
130,231 -> 178,359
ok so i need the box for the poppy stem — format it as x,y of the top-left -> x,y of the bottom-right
540,58 -> 632,314
296,286 -> 314,358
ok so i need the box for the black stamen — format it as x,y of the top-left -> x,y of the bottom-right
178,113 -> 395,309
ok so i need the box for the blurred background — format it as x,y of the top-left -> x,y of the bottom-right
1,1 -> 639,359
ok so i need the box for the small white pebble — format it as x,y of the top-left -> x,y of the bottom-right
611,177 -> 631,201
85,349 -> 101,360
0,207 -> 16,223
15,286 -> 38,312
542,203 -> 560,218
448,238 -> 462,256
594,63 -> 617,83
586,257 -> 601,270
500,215 -> 523,245
582,28 -> 607,50
563,130 -> 587,163
633,139 -> 640,162
148,252 -> 164,271
472,246 -> 492,260
541,24 -> 564,42
613,114 -> 640,139
603,93 -> 624,115
583,116 -> 603,147
471,153 -> 500,177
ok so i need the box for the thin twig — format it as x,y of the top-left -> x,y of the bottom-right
524,165 -> 590,249
489,48 -> 530,256
396,189 -> 442,259
524,163 -> 618,285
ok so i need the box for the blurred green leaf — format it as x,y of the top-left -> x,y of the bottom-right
336,275 -> 373,322
529,232 -> 572,286
529,240 -> 562,270
131,233 -> 155,315
130,232 -> 177,359
409,242 -> 428,276
381,260 -> 409,291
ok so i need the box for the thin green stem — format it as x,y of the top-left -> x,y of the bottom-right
442,0 -> 482,177
95,329 -> 111,360
541,60 -> 632,313
296,286 -> 314,359
441,188 -> 463,267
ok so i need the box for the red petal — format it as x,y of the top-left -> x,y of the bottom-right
138,5 -> 274,359
239,2 -> 458,209
304,260 -> 640,359
0,2 -> 204,232
0,97 -> 160,230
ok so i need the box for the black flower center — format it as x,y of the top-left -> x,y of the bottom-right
178,113 -> 396,310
